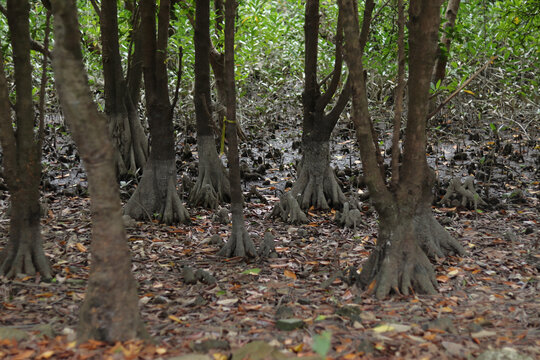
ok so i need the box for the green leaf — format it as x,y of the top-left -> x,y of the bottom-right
489,123 -> 497,132
312,331 -> 332,357
241,268 -> 261,275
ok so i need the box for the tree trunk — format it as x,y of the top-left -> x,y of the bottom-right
189,136 -> 230,208
340,0 -> 457,298
292,140 -> 345,209
189,0 -> 230,208
217,0 -> 256,258
413,169 -> 465,258
0,0 -> 52,280
100,0 -> 148,177
0,187 -> 51,279
272,0 -> 351,223
432,0 -> 461,86
50,0 -> 147,342
358,209 -> 438,298
124,0 -> 189,224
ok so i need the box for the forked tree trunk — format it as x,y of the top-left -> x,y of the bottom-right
272,0 -> 352,224
100,0 -> 148,177
340,0 -> 460,298
217,0 -> 256,258
189,0 -> 230,208
124,0 -> 189,224
50,0 -> 147,342
0,0 -> 52,280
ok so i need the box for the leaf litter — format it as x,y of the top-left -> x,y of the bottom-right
0,112 -> 538,359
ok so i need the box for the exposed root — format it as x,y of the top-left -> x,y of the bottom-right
258,232 -> 278,259
124,159 -> 189,224
368,248 -> 437,299
0,241 -> 52,280
218,216 -> 257,258
189,136 -> 230,209
0,214 -> 52,280
414,207 -> 465,258
272,141 -> 346,224
441,176 -> 486,209
335,201 -> 365,229
358,217 -> 438,299
270,192 -> 308,224
293,162 -> 347,210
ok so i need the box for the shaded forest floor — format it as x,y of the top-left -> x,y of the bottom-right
0,107 -> 538,359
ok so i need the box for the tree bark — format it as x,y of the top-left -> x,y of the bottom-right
432,0 -> 461,86
124,0 -> 189,224
217,0 -> 256,258
100,0 -> 148,177
50,0 -> 147,342
0,0 -> 52,280
189,0 -> 230,208
340,0 -> 460,298
272,0 -> 352,223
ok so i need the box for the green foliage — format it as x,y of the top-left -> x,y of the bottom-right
445,0 -> 539,100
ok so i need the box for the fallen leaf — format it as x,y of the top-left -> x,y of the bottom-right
217,298 -> 239,306
168,315 -> 183,323
471,330 -> 497,338
284,270 -> 297,280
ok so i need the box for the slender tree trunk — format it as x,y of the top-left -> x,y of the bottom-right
189,0 -> 230,208
217,0 -> 256,258
124,0 -> 189,224
100,0 -> 148,177
0,0 -> 52,280
432,0 -> 461,86
272,0 -> 351,224
50,0 -> 147,342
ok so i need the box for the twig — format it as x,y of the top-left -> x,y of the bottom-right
427,56 -> 497,120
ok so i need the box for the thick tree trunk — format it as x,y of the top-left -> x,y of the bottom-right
272,139 -> 345,223
0,189 -> 51,279
101,0 -> 148,176
272,0 -> 350,223
0,0 -> 52,280
50,0 -> 147,342
340,0 -> 451,298
189,135 -> 230,208
124,0 -> 189,224
190,0 -> 230,208
358,210 -> 438,299
294,140 -> 345,209
124,158 -> 189,223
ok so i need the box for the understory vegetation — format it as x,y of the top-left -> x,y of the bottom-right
0,0 -> 538,358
